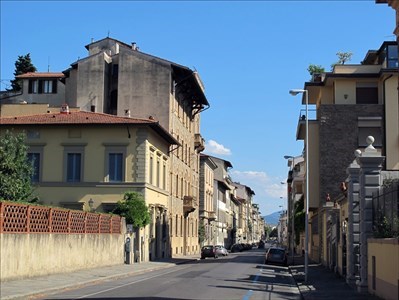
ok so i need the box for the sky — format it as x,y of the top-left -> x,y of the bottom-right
0,0 -> 395,216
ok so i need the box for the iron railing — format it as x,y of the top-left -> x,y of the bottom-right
372,183 -> 399,237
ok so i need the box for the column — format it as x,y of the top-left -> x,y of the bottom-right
356,136 -> 385,293
346,150 -> 361,285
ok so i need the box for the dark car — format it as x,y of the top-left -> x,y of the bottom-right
201,245 -> 218,259
264,247 -> 287,266
230,243 -> 243,253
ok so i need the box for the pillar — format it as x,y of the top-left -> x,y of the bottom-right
356,136 -> 385,293
346,150 -> 361,285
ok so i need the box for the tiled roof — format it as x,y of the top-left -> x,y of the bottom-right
16,72 -> 65,79
0,111 -> 179,145
0,111 -> 154,125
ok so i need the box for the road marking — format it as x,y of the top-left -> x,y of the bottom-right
242,271 -> 260,300
71,265 -> 191,299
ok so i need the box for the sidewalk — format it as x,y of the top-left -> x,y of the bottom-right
288,255 -> 382,300
0,255 -> 199,300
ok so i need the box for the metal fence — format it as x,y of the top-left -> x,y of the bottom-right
372,183 -> 399,237
0,201 -> 122,234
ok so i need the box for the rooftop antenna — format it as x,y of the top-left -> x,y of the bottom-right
47,56 -> 50,72
107,30 -> 110,37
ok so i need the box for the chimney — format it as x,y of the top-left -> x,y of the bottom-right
60,104 -> 69,114
132,42 -> 137,50
125,109 -> 130,117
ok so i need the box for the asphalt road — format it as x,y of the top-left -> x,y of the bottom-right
41,249 -> 301,300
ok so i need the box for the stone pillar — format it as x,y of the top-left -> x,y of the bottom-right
356,136 -> 385,293
346,150 -> 361,285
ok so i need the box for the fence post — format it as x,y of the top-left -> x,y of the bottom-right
67,210 -> 71,233
48,207 -> 53,233
0,202 -> 4,233
98,214 -> 101,233
26,205 -> 31,233
356,136 -> 385,293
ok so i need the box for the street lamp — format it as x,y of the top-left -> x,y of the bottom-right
284,155 -> 296,266
289,88 -> 309,283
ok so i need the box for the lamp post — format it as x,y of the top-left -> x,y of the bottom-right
284,155 -> 296,266
289,88 -> 309,283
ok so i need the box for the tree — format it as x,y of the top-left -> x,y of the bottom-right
331,51 -> 353,70
294,196 -> 305,245
198,220 -> 206,245
307,64 -> 325,76
0,130 -> 35,202
9,53 -> 37,91
113,191 -> 151,229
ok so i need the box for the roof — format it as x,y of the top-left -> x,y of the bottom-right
0,111 -> 179,145
16,72 -> 65,79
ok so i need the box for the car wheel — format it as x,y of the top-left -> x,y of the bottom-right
201,256 -> 205,259
264,260 -> 267,264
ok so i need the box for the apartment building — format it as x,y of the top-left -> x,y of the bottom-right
294,41 -> 398,269
2,37 -> 210,257
233,182 -> 256,244
199,154 -> 218,246
0,106 -> 178,262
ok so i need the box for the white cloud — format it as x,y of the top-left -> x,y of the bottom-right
205,139 -> 231,156
231,170 -> 287,215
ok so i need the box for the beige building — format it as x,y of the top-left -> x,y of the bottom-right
294,41 -> 398,269
62,37 -> 209,257
199,154 -> 217,246
2,37 -> 210,257
0,107 -> 178,262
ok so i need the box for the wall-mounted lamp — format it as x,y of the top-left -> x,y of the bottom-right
344,94 -> 348,100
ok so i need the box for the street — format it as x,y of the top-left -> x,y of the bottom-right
39,249 -> 300,300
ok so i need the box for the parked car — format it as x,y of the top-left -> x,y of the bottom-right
264,247 -> 287,266
230,243 -> 243,253
201,245 -> 218,259
215,245 -> 228,256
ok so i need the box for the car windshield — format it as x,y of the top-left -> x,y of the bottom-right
269,249 -> 284,255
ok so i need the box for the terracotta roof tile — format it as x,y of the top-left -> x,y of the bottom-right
16,72 -> 65,79
0,111 -> 155,125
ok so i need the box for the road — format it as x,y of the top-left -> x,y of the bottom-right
41,249 -> 301,300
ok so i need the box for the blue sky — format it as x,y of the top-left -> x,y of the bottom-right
0,1 -> 394,216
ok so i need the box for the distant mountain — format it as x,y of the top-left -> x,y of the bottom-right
263,211 -> 283,227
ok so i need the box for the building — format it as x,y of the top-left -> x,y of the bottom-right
293,41 -> 398,272
199,154 -> 218,246
0,106 -> 178,262
2,37 -> 210,257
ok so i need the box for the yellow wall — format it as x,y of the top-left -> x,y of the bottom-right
334,80 -> 356,104
1,232 -> 125,281
384,75 -> 399,170
368,238 -> 399,300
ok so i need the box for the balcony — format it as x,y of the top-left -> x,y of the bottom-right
208,211 -> 217,221
183,195 -> 198,217
296,108 -> 317,140
194,133 -> 205,152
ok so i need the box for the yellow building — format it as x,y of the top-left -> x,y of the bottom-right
0,106 -> 178,262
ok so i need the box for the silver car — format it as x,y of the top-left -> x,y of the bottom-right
215,245 -> 228,256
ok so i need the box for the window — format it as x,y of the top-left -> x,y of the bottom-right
108,153 -> 123,182
156,159 -> 160,187
27,153 -> 40,182
104,145 -> 126,182
28,80 -> 38,94
43,80 -> 53,93
67,153 -> 81,182
163,163 -> 166,190
358,117 -> 382,147
63,145 -> 85,183
28,79 -> 57,94
387,45 -> 398,68
356,82 -> 378,104
150,155 -> 154,184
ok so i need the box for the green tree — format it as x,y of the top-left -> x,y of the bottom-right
307,64 -> 325,76
113,191 -> 151,229
294,196 -> 305,245
9,53 -> 37,91
0,130 -> 35,202
331,51 -> 353,70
